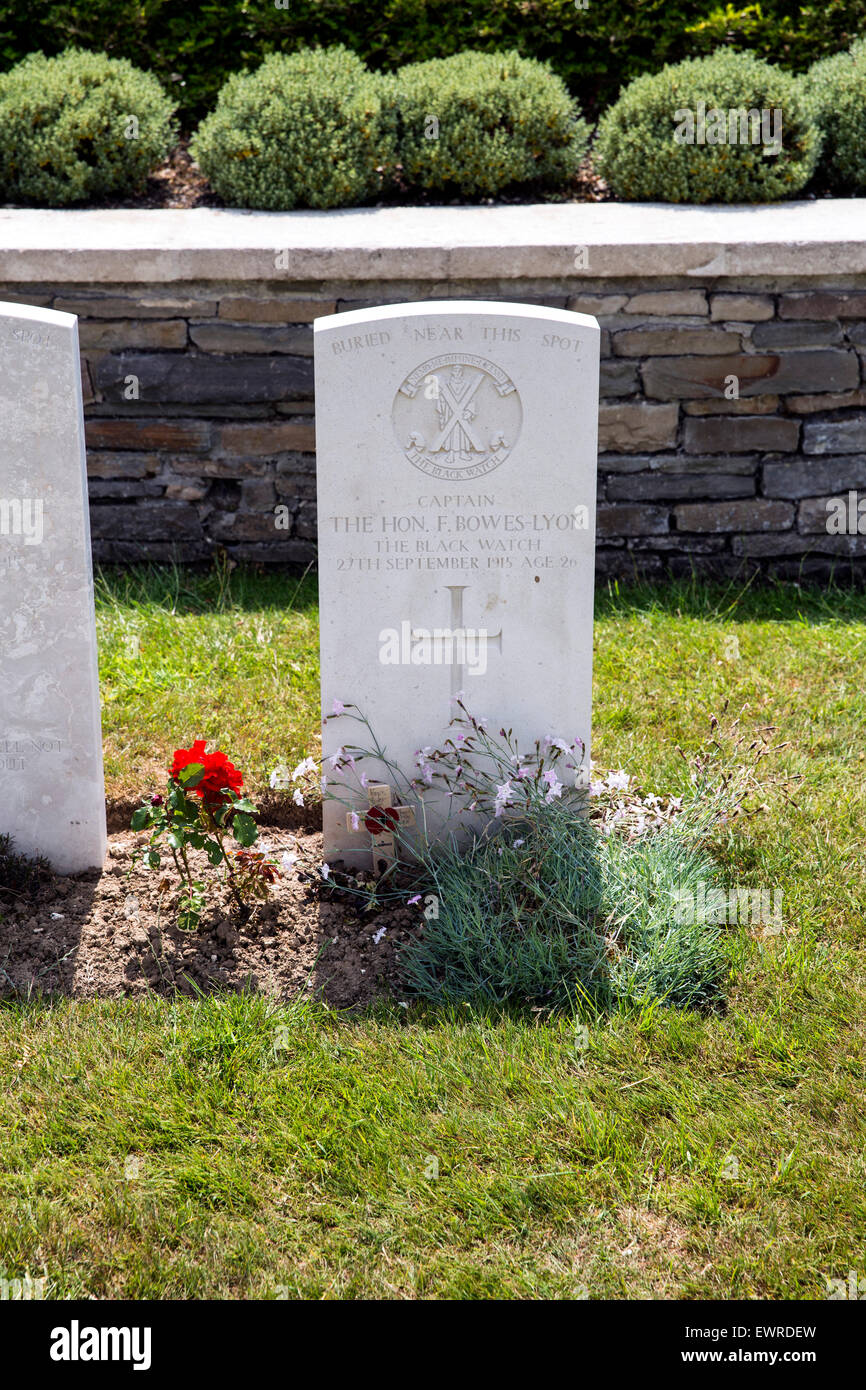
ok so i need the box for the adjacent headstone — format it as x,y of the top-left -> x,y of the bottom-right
315,300 -> 600,865
0,301 -> 106,873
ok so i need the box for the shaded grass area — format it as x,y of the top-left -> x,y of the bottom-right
0,566 -> 861,1298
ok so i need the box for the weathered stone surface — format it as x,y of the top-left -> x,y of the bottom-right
79,319 -> 188,350
683,394 -> 779,415
164,480 -> 208,501
239,478 -> 277,510
85,418 -> 211,451
684,416 -> 800,454
276,472 -> 316,500
275,451 -> 317,474
624,291 -> 708,316
751,320 -> 843,348
599,452 -> 758,475
5,201 -> 864,283
607,472 -> 754,501
778,292 -> 866,320
91,539 -> 215,564
86,451 -> 161,479
294,503 -> 317,539
802,418 -> 865,455
80,357 -> 95,405
675,499 -> 793,532
798,495 -> 866,533
787,388 -> 866,413
612,325 -> 741,357
219,296 -> 334,322
316,299 -> 600,862
0,291 -> 54,307
597,504 -> 669,535
845,322 -> 866,347
210,510 -> 285,542
88,501 -> 203,539
733,532 -> 866,556
566,294 -> 629,315
0,301 -> 106,873
629,535 -> 728,553
763,456 -> 866,498
190,323 -> 313,355
171,456 -> 267,478
93,353 -> 313,402
219,419 -> 316,455
599,360 -> 640,396
56,296 -> 216,318
710,294 -> 774,322
598,401 -> 679,452
643,350 -> 859,399
88,479 -> 164,498
596,549 -> 665,576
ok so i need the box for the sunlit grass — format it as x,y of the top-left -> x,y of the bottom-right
94,562 -> 320,800
0,567 -> 861,1299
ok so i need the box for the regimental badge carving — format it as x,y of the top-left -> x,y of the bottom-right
393,354 -> 522,480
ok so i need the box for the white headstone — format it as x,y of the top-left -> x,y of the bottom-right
0,301 -> 106,873
315,300 -> 599,865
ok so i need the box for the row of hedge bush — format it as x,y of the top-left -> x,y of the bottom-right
2,0 -> 865,127
1,42 -> 865,208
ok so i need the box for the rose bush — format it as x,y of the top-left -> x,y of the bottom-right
132,740 -> 277,928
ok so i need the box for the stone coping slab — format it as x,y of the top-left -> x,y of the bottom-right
1,201 -> 864,283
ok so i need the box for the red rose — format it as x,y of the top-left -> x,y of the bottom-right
170,740 -> 244,806
365,806 -> 399,834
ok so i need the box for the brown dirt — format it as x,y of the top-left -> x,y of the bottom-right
85,139 -> 221,209
0,828 -> 424,1009
71,144 -> 611,210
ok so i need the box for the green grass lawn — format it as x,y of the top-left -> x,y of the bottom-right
0,566 -> 864,1299
94,562 -> 320,802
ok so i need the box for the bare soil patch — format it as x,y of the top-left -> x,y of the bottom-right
0,829 -> 422,1008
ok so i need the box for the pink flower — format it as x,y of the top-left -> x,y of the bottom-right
494,781 -> 514,817
543,770 -> 563,803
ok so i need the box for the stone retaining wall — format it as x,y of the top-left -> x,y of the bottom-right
2,205 -> 865,579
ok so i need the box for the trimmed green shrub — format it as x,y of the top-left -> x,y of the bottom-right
0,48 -> 175,206
191,47 -> 395,210
803,38 -> 866,192
392,50 -> 589,196
594,48 -> 821,203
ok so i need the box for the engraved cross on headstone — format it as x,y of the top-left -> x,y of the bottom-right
346,783 -> 416,876
442,585 -> 502,697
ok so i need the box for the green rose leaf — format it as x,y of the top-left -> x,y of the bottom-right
233,812 -> 258,847
177,763 -> 205,789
